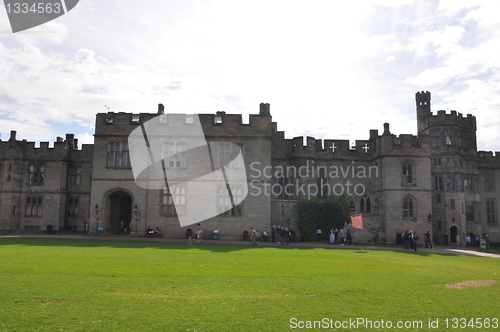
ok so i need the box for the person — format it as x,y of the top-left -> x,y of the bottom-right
316,228 -> 322,242
340,228 -> 345,245
475,235 -> 481,249
485,234 -> 490,251
277,226 -> 282,244
155,227 -> 161,238
404,230 -> 411,249
147,226 -> 154,237
213,229 -> 219,240
329,229 -> 335,244
196,223 -> 202,242
346,230 -> 352,246
263,227 -> 269,242
285,227 -> 291,245
424,231 -> 433,249
251,228 -> 260,248
401,231 -> 405,248
280,228 -> 287,245
272,225 -> 276,243
465,234 -> 471,248
443,232 -> 449,246
412,231 -> 419,251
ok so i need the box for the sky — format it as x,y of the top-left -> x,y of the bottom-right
1,0 -> 500,151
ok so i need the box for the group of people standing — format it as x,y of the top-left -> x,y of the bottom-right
328,228 -> 352,245
271,225 -> 292,245
401,230 -> 433,251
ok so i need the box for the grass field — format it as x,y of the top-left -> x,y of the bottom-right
0,237 -> 499,331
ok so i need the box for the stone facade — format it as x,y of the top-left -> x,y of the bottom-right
1,92 -> 499,243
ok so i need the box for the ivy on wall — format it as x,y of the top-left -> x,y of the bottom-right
296,197 -> 350,242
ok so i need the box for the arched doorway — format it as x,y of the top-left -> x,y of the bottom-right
107,190 -> 132,233
450,225 -> 458,243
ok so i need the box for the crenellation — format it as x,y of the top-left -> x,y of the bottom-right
2,91 -> 500,243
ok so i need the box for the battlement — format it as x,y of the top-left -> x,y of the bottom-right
416,91 -> 431,106
95,102 -> 272,136
0,131 -> 88,152
477,151 -> 500,168
427,109 -> 476,130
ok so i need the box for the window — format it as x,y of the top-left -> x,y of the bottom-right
444,129 -> 455,145
164,142 -> 187,168
69,166 -> 82,185
433,158 -> 441,167
486,199 -> 496,223
462,131 -> 472,149
402,162 -> 413,184
464,178 -> 474,192
162,187 -> 176,216
316,168 -> 328,199
360,195 -> 371,213
403,197 -> 414,218
26,196 -> 42,216
231,187 -> 243,216
277,176 -> 292,199
219,143 -> 242,169
446,157 -> 456,167
447,176 -> 457,191
434,177 -> 443,191
431,130 -> 441,147
218,186 -> 242,217
173,186 -> 186,216
68,198 -> 79,216
484,172 -> 495,191
450,199 -> 456,209
466,205 -> 474,222
28,165 -> 45,185
463,159 -> 472,169
108,142 -> 131,168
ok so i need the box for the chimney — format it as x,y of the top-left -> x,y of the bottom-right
65,134 -> 75,150
383,123 -> 391,136
9,130 -> 16,141
259,103 -> 270,116
158,103 -> 165,114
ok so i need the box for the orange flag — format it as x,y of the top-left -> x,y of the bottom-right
351,215 -> 364,229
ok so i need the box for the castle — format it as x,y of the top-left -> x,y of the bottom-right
1,91 -> 498,244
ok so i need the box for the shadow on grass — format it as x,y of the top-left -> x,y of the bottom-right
0,236 -> 479,258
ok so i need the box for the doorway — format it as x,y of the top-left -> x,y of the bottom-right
450,225 -> 458,243
107,190 -> 132,233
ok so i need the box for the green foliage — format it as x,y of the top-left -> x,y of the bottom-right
297,197 -> 350,241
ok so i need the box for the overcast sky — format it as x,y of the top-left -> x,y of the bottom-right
1,0 -> 499,151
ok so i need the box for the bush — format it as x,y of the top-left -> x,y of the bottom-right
296,197 -> 350,241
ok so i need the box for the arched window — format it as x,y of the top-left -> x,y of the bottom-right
359,195 -> 371,213
403,197 -> 414,218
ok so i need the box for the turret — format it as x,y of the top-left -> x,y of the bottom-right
416,91 -> 431,133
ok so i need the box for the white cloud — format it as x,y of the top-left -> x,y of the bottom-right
1,0 -> 500,151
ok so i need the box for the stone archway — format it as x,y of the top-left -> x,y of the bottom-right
107,190 -> 132,233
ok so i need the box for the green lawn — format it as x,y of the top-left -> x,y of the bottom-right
0,237 -> 499,331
